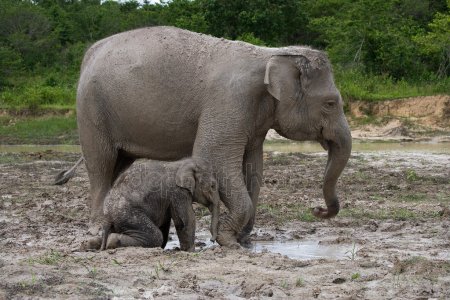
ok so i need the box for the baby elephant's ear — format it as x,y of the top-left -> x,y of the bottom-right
175,161 -> 196,195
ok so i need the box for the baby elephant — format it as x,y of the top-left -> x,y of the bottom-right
101,157 -> 220,252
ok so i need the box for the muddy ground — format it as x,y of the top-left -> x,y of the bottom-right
0,149 -> 449,299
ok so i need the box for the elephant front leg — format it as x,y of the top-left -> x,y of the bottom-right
238,144 -> 264,247
215,168 -> 254,248
172,205 -> 196,252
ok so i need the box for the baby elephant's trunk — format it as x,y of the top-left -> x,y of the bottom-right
209,189 -> 221,242
100,223 -> 113,251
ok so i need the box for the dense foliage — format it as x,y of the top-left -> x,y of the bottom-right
0,0 -> 449,107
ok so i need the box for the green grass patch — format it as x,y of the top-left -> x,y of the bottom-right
405,169 -> 419,182
369,195 -> 386,201
340,207 -> 439,221
0,85 -> 76,109
400,193 -> 427,202
28,250 -> 64,266
436,192 -> 450,203
258,203 -> 318,223
0,115 -> 78,144
335,67 -> 450,102
0,69 -> 78,109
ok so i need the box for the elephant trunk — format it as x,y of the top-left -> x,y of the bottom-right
313,123 -> 352,219
209,189 -> 221,242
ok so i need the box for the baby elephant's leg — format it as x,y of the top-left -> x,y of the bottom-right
105,210 -> 164,249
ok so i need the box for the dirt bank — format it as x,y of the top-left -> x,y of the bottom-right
0,151 -> 449,299
349,95 -> 450,128
349,95 -> 450,141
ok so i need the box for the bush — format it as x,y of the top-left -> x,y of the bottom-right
0,85 -> 75,108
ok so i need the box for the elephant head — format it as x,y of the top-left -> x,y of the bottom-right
175,158 -> 220,241
264,49 -> 352,219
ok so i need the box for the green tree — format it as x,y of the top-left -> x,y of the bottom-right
0,0 -> 58,69
156,0 -> 208,33
414,1 -> 450,77
0,45 -> 22,87
199,0 -> 307,46
307,0 -> 437,79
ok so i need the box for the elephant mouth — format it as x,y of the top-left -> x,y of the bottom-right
319,139 -> 331,151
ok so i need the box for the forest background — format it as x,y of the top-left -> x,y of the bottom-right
0,0 -> 449,110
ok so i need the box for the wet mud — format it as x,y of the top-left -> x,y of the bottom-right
0,149 -> 449,299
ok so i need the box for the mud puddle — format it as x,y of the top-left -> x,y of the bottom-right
164,230 -> 216,251
167,231 -> 354,260
252,240 -> 356,260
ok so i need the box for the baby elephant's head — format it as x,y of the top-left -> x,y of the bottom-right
175,157 -> 220,241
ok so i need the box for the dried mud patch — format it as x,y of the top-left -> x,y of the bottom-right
0,151 -> 449,299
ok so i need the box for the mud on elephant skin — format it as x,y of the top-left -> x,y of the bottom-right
58,26 -> 351,248
83,157 -> 220,252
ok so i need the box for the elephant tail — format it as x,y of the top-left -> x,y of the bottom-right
54,156 -> 84,185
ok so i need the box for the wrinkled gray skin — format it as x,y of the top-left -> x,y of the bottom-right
70,26 -> 351,248
97,157 -> 220,252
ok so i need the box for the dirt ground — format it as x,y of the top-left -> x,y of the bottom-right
0,147 -> 449,299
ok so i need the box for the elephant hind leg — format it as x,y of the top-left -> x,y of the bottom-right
83,146 -> 117,234
81,139 -> 133,234
106,210 -> 164,249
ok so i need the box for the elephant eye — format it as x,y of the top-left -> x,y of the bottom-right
325,100 -> 336,108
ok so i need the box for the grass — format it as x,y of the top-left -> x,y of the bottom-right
279,280 -> 289,289
28,250 -> 64,266
405,169 -> 419,182
153,260 -> 174,280
0,85 -> 75,109
369,195 -> 386,201
400,193 -> 427,202
0,70 -> 77,109
258,200 -> 442,224
295,277 -> 305,287
335,66 -> 450,102
258,203 -> 324,223
258,203 -> 314,223
0,115 -> 78,144
345,242 -> 359,261
340,207 -> 439,221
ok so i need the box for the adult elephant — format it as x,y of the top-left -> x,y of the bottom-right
62,26 -> 351,248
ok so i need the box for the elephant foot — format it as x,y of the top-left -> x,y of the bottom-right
105,233 -> 121,249
216,229 -> 241,249
80,237 -> 102,251
237,235 -> 253,249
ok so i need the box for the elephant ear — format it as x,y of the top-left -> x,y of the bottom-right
264,55 -> 310,102
175,161 -> 196,195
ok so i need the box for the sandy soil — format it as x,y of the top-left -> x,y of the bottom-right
0,150 -> 449,299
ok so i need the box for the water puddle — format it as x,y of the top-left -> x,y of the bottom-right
166,230 -> 354,260
251,240 -> 355,260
